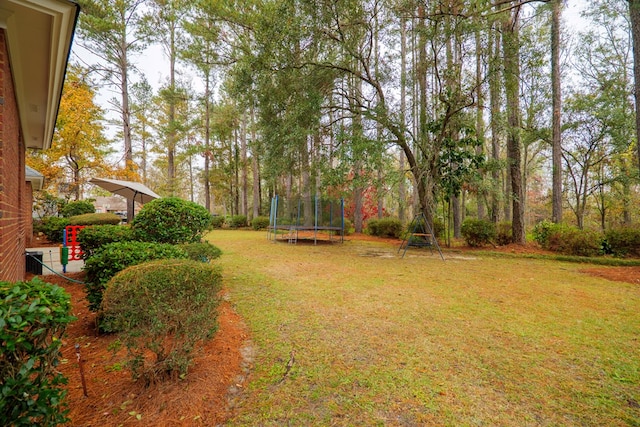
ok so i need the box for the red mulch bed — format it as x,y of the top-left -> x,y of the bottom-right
32,271 -> 249,426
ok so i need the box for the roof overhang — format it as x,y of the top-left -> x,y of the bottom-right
0,0 -> 79,150
25,165 -> 44,190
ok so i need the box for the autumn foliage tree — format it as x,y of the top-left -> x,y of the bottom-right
27,65 -> 112,200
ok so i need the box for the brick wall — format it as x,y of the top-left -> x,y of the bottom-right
0,30 -> 27,282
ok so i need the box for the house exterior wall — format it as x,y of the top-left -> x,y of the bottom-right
0,30 -> 27,282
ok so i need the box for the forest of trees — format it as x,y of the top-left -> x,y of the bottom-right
27,0 -> 640,240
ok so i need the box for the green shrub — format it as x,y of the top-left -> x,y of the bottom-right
132,197 -> 212,244
604,227 -> 640,257
68,212 -> 121,226
461,218 -> 496,247
78,225 -> 135,260
228,215 -> 248,228
100,259 -> 223,382
210,215 -> 225,229
251,216 -> 271,230
61,200 -> 95,218
532,219 -> 559,249
179,241 -> 222,262
367,217 -> 404,238
37,216 -> 70,243
84,241 -> 188,311
495,221 -> 513,246
547,227 -> 602,257
0,279 -> 75,426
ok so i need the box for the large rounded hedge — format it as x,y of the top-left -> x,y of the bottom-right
132,197 -> 212,244
100,259 -> 223,381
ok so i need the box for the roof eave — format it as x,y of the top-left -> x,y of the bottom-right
0,0 -> 80,150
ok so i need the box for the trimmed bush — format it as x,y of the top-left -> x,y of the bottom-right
461,218 -> 496,247
68,212 -> 121,226
228,215 -> 248,228
61,200 -> 95,218
604,227 -> 640,257
367,217 -> 403,238
179,241 -> 222,262
547,227 -> 602,257
495,221 -> 513,246
532,219 -> 559,249
37,217 -> 70,243
252,216 -> 270,230
100,259 -> 223,382
0,279 -> 75,426
210,215 -> 225,229
78,225 -> 135,260
132,197 -> 212,244
83,241 -> 188,311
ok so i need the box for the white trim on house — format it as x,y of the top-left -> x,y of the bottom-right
0,0 -> 79,149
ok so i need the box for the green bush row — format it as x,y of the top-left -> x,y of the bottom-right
60,200 -> 95,218
78,225 -> 135,259
101,259 -> 223,382
366,217 -> 404,238
68,212 -> 121,226
228,215 -> 248,228
461,218 -> 496,247
34,213 -> 122,243
603,227 -> 640,257
84,241 -> 189,311
0,279 -> 75,426
252,216 -> 270,230
210,215 -> 225,228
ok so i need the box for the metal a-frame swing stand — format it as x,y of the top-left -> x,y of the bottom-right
398,212 -> 445,260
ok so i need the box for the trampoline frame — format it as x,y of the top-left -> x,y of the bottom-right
268,195 -> 345,244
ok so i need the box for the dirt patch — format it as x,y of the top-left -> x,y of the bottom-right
32,272 -> 250,426
580,266 -> 640,285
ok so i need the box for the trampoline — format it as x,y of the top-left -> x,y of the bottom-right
268,195 -> 345,244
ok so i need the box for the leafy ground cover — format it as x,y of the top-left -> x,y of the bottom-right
32,230 -> 639,425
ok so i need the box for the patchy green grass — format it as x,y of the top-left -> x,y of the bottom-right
207,230 -> 640,426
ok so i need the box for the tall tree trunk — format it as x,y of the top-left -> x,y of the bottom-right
120,38 -> 135,221
398,16 -> 407,223
551,0 -> 563,224
204,74 -> 212,212
502,4 -> 526,244
241,115 -> 248,217
251,106 -> 261,218
168,25 -> 177,196
302,137 -> 313,227
475,16 -> 486,220
489,21 -> 501,224
629,0 -> 640,172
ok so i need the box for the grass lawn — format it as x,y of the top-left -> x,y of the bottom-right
207,230 -> 640,426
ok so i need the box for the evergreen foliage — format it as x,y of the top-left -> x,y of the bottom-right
366,218 -> 404,238
132,197 -> 212,244
0,279 -> 75,426
83,241 -> 188,311
461,219 -> 496,247
61,200 -> 95,217
100,259 -> 223,382
68,213 -> 122,226
77,225 -> 135,259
